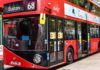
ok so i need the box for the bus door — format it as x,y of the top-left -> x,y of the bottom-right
81,23 -> 90,56
87,25 -> 90,54
77,23 -> 82,58
48,17 -> 64,65
77,23 -> 90,57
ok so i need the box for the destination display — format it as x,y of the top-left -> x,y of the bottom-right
4,0 -> 37,14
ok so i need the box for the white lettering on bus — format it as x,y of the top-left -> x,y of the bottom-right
8,6 -> 21,12
53,6 -> 60,12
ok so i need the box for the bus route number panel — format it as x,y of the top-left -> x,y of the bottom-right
4,0 -> 37,14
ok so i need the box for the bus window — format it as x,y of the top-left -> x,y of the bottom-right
8,27 -> 16,37
90,26 -> 99,38
4,17 -> 47,51
64,20 -> 75,40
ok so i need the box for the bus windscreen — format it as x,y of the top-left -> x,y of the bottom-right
4,16 -> 47,51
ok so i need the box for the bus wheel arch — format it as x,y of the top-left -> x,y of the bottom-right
66,46 -> 74,64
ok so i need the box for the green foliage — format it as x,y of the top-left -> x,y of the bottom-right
68,0 -> 100,16
79,0 -> 85,7
95,6 -> 100,16
74,0 -> 79,5
85,2 -> 91,11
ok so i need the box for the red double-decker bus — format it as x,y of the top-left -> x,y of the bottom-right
3,0 -> 100,69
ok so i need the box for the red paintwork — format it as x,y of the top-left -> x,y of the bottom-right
4,46 -> 66,69
3,12 -> 39,18
3,0 -> 22,4
4,47 -> 46,69
90,38 -> 99,54
0,0 -> 3,8
4,24 -> 16,37
64,40 -> 78,62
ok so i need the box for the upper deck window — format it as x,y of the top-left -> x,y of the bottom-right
64,20 -> 75,40
68,0 -> 100,15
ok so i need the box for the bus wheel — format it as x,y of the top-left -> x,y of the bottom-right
67,47 -> 74,64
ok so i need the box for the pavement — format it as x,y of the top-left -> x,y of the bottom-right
4,53 -> 100,70
57,53 -> 100,70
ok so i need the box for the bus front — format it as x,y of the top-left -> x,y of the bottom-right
3,0 -> 49,69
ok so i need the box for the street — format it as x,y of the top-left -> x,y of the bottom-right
57,53 -> 100,70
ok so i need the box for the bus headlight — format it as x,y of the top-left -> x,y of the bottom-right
33,54 -> 42,64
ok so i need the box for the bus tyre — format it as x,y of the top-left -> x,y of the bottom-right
67,47 -> 74,64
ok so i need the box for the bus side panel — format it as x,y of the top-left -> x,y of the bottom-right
4,47 -> 46,69
90,38 -> 99,54
64,40 -> 78,63
0,0 -> 3,8
43,0 -> 65,17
